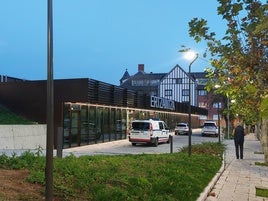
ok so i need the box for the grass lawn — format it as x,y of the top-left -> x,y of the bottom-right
0,142 -> 225,201
256,187 -> 268,198
0,104 -> 32,124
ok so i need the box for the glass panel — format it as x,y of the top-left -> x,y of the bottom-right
115,109 -> 121,140
96,107 -> 103,143
71,111 -> 80,147
89,106 -> 98,143
63,104 -> 71,148
134,110 -> 139,119
121,109 -> 127,139
110,108 -> 116,140
80,105 -> 89,145
103,107 -> 110,142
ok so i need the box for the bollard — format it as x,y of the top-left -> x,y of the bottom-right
169,135 -> 173,153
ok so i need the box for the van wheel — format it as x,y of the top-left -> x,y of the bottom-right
132,143 -> 136,146
154,138 -> 158,147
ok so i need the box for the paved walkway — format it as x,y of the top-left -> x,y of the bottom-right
205,133 -> 268,201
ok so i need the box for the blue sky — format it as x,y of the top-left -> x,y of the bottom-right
1,0 -> 227,85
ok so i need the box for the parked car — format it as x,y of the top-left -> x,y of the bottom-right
129,119 -> 171,147
174,123 -> 189,135
201,121 -> 218,136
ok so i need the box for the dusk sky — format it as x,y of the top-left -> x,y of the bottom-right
1,1 -> 230,85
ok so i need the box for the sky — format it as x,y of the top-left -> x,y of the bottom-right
1,0 -> 228,85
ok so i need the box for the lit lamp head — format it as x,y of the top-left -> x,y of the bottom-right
184,51 -> 198,61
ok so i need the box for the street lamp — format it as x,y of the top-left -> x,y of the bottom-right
184,51 -> 198,156
217,102 -> 221,143
214,84 -> 221,144
46,0 -> 54,200
227,97 -> 230,139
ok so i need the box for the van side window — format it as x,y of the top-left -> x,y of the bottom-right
164,123 -> 169,130
159,122 -> 163,130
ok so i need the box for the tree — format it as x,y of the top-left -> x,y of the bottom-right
186,0 -> 268,162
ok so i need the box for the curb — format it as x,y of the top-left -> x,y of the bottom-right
197,153 -> 225,201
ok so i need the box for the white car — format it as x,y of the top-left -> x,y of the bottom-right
174,123 -> 189,135
129,119 -> 171,147
201,121 -> 218,136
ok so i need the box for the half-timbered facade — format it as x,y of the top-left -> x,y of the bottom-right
159,64 -> 196,106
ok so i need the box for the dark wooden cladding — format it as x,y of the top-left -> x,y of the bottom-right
0,78 -> 207,124
0,77 -> 208,126
87,79 -> 137,108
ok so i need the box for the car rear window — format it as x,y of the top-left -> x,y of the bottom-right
177,124 -> 187,127
132,122 -> 150,130
204,123 -> 216,127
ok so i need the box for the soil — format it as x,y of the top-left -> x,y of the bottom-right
0,169 -> 45,201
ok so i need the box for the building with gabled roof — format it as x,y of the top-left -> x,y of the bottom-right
120,64 -> 197,106
159,64 -> 196,106
120,64 -> 166,96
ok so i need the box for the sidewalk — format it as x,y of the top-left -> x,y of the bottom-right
205,133 -> 268,201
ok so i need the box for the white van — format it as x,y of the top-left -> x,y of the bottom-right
129,119 -> 171,146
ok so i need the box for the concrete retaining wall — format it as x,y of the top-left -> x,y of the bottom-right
0,125 -> 46,150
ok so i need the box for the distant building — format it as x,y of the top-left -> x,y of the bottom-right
120,64 -> 166,96
120,64 -> 197,106
159,64 -> 196,106
120,65 -> 223,126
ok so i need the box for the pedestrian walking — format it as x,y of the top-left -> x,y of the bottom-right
232,122 -> 245,159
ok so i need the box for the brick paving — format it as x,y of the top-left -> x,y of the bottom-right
204,133 -> 268,201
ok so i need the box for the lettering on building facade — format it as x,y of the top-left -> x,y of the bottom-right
150,96 -> 175,111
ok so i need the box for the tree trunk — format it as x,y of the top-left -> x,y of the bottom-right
261,118 -> 268,163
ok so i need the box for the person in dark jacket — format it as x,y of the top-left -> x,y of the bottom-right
233,122 -> 245,159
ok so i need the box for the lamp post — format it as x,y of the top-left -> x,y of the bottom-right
214,84 -> 221,144
227,97 -> 230,139
217,102 -> 221,143
46,0 -> 54,200
184,51 -> 198,156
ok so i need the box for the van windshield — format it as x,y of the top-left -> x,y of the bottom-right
132,122 -> 150,130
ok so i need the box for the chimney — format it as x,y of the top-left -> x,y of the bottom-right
138,64 -> 144,72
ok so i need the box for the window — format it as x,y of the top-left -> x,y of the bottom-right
196,78 -> 207,85
165,89 -> 172,96
213,114 -> 221,120
198,90 -> 207,96
199,115 -> 207,120
213,102 -> 222,108
132,79 -> 159,86
182,89 -> 189,96
198,102 -> 207,108
175,78 -> 183,84
159,122 -> 163,129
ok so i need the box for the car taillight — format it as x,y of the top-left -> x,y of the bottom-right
150,123 -> 153,136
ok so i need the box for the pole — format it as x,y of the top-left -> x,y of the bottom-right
218,102 -> 221,143
169,135 -> 173,154
46,0 -> 54,200
227,98 -> 230,139
188,53 -> 198,156
188,65 -> 192,156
